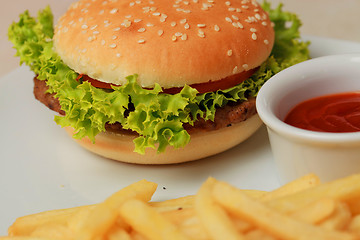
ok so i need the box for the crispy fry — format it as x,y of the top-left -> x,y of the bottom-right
266,174 -> 360,214
195,178 -> 245,240
260,173 -> 320,202
119,199 -> 189,240
151,195 -> 195,212
212,180 -> 356,240
318,202 -> 352,231
8,205 -> 92,236
291,198 -> 336,224
73,179 -> 157,240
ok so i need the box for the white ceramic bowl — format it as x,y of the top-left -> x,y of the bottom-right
256,53 -> 360,183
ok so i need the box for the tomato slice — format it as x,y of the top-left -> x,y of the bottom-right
77,68 -> 257,94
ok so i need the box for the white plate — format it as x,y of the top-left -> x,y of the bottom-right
1,36 -> 360,234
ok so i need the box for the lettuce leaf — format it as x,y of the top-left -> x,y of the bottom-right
8,2 -> 310,154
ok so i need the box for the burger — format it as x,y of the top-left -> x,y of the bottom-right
8,0 -> 309,164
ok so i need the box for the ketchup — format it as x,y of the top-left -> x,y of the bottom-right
284,92 -> 360,133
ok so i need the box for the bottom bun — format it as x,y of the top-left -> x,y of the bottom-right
64,114 -> 263,164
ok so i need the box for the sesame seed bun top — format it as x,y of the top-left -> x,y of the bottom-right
53,0 -> 274,88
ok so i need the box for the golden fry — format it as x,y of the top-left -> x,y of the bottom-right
119,198 -> 189,240
319,202 -> 352,231
260,173 -> 320,202
73,179 -> 157,240
195,178 -> 245,240
291,198 -> 336,224
266,174 -> 360,214
212,180 -> 356,240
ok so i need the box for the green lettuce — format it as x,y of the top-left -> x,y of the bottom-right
8,2 -> 310,154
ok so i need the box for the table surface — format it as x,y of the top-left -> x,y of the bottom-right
2,0 -> 360,77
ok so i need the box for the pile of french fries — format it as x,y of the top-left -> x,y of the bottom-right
2,173 -> 360,240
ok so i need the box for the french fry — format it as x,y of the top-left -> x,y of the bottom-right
151,195 -> 195,212
244,229 -> 277,240
106,227 -> 132,240
319,202 -> 352,231
73,179 -> 157,240
212,180 -> 357,240
266,174 -> 360,214
259,173 -> 320,202
0,238 -> 53,240
194,177 -> 245,240
347,215 -> 360,235
291,198 -> 336,224
162,208 -> 209,240
8,205 -> 91,237
119,198 -> 189,240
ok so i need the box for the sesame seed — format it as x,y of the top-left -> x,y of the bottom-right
232,22 -> 239,28
264,39 -> 269,45
149,0 -> 154,4
172,35 -> 177,41
153,12 -> 161,16
101,40 -> 106,45
79,17 -> 84,22
160,17 -> 166,22
181,33 -> 188,40
125,15 -> 132,18
93,31 -> 100,35
184,23 -> 190,29
147,23 -> 154,27
173,4 -> 180,7
225,1 -> 231,6
129,2 -> 135,6
150,7 -> 157,11
87,36 -> 94,42
135,0 -> 141,3
158,29 -> 164,36
110,8 -> 118,14
242,5 -> 249,9
112,35 -> 117,39
242,64 -> 249,70
225,17 -> 232,23
251,33 -> 257,40
228,7 -> 235,12
184,1 -> 189,5
233,66 -> 238,74
255,13 -> 261,20
116,53 -> 121,57
175,32 -> 182,37
134,19 -> 142,23
254,8 -> 259,12
180,19 -> 187,24
232,15 -> 239,20
197,24 -> 206,28
102,1 -> 108,5
113,27 -> 121,31
237,22 -> 244,28
193,0 -> 198,3
183,9 -> 191,13
138,28 -> 146,32
250,28 -> 257,32
262,21 -> 267,26
138,39 -> 146,44
90,25 -> 98,30
109,43 -> 117,48
214,25 -> 220,31
161,13 -> 168,18
227,49 -> 233,56
236,8 -> 242,12
81,24 -> 88,29
171,22 -> 177,27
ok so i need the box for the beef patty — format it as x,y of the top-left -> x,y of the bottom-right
33,77 -> 257,135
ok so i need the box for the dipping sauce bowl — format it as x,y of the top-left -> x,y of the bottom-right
256,53 -> 360,183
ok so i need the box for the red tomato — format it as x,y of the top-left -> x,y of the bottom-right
77,68 -> 256,94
